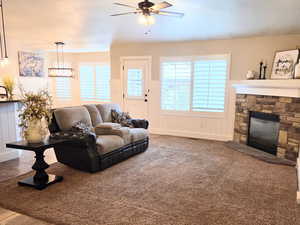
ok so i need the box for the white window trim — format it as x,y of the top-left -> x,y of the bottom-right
79,62 -> 111,103
160,54 -> 231,118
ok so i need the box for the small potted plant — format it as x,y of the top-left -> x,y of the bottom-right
19,89 -> 52,143
1,75 -> 15,100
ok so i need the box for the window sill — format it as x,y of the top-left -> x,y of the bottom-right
160,110 -> 226,119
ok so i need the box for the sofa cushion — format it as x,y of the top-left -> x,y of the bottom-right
96,135 -> 125,155
94,123 -> 121,135
129,128 -> 149,142
96,104 -> 121,122
54,106 -> 92,131
95,122 -> 121,130
83,104 -> 103,126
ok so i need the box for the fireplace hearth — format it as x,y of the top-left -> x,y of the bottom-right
247,111 -> 280,155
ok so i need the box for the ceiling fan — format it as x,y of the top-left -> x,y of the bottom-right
111,0 -> 184,25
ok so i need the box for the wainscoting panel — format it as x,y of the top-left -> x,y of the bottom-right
0,103 -> 21,162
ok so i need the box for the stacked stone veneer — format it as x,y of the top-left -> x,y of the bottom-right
234,94 -> 300,161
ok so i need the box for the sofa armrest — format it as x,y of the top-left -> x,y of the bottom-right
51,131 -> 97,146
131,119 -> 149,129
51,131 -> 100,172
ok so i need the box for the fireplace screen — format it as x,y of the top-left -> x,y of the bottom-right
247,111 -> 280,155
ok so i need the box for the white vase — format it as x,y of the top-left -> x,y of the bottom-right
24,119 -> 49,144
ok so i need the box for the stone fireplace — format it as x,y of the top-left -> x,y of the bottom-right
234,94 -> 300,161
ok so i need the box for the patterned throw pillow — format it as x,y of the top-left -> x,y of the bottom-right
51,121 -> 94,140
71,121 -> 92,134
111,109 -> 133,128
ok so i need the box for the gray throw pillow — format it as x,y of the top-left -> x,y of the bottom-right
111,109 -> 133,128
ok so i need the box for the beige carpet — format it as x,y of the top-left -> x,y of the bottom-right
0,135 -> 299,225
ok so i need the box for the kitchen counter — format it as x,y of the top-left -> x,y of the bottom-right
0,100 -> 21,103
0,101 -> 22,162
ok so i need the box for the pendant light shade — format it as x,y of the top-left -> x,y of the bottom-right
0,0 -> 8,66
48,42 -> 73,78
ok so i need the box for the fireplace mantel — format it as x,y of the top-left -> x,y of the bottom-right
231,80 -> 300,98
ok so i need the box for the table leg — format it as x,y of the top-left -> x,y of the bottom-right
18,149 -> 63,190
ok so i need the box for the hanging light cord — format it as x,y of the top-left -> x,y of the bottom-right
56,42 -> 60,69
0,0 -> 7,58
61,43 -> 65,68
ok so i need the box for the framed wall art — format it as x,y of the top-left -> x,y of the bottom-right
270,49 -> 299,79
18,51 -> 44,77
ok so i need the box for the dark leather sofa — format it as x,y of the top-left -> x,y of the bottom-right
49,104 -> 149,172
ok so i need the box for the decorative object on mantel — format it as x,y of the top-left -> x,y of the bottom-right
294,49 -> 300,79
48,42 -> 73,78
259,61 -> 264,79
262,63 -> 267,79
271,49 -> 299,79
258,60 -> 268,79
246,70 -> 256,80
18,51 -> 44,77
19,89 -> 52,144
0,0 -> 9,66
1,75 -> 15,100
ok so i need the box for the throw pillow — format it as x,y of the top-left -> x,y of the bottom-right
71,121 -> 92,134
111,109 -> 134,128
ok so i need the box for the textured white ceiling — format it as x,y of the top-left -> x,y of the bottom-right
5,0 -> 300,51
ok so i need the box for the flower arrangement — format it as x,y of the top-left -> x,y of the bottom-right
1,75 -> 15,100
19,89 -> 52,143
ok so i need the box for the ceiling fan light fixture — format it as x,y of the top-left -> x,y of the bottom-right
138,14 -> 155,26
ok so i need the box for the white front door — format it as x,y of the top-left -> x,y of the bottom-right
122,57 -> 151,119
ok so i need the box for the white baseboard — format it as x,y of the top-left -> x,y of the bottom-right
149,128 -> 233,142
0,150 -> 20,163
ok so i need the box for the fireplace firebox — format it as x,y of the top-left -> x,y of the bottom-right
247,111 -> 280,155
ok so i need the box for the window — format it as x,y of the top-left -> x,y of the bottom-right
80,64 -> 111,102
55,77 -> 72,100
54,62 -> 72,101
127,69 -> 143,97
161,55 -> 229,113
161,61 -> 191,111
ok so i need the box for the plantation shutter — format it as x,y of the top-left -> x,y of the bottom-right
80,65 -> 95,101
55,62 -> 72,100
55,77 -> 72,100
192,60 -> 227,112
161,61 -> 192,111
95,65 -> 111,102
80,64 -> 111,102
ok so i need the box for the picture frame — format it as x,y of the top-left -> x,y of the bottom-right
270,49 -> 299,80
18,51 -> 44,77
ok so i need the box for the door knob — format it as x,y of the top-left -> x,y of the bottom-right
144,99 -> 148,102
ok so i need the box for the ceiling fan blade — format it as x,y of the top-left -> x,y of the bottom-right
114,2 -> 137,9
110,12 -> 138,16
151,1 -> 172,11
155,10 -> 184,17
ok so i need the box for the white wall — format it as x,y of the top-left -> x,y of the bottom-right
0,40 -> 50,97
110,34 -> 300,141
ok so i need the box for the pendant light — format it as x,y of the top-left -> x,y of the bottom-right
48,42 -> 73,78
0,0 -> 8,66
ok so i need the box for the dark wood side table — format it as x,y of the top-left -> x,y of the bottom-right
6,139 -> 67,190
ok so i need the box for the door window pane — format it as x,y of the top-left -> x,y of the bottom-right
127,69 -> 143,97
